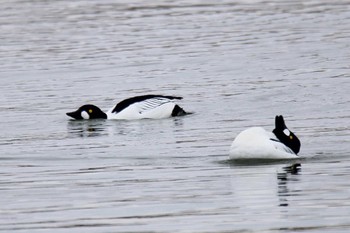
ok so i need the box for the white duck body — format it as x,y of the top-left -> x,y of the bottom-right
229,127 -> 299,160
106,95 -> 185,120
106,101 -> 177,120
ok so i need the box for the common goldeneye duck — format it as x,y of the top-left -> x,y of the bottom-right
66,95 -> 188,120
229,115 -> 301,160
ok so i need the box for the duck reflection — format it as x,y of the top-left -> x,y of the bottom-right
228,161 -> 302,211
66,117 -> 184,138
277,163 -> 301,207
67,120 -> 106,138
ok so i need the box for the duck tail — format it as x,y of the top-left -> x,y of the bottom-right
171,105 -> 187,117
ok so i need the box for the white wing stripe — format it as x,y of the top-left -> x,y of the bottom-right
140,102 -> 163,108
132,97 -> 174,113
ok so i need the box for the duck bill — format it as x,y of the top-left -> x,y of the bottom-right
66,111 -> 83,120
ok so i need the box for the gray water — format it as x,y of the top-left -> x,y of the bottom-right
1,0 -> 350,232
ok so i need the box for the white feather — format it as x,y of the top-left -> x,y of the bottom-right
283,129 -> 291,136
106,97 -> 176,120
81,111 -> 89,119
134,97 -> 173,113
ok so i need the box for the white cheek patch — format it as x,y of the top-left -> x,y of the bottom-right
283,129 -> 290,136
81,111 -> 90,119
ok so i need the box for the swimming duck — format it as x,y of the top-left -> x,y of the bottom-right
229,115 -> 301,159
66,94 -> 187,120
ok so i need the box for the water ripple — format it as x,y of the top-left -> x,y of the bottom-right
1,0 -> 350,232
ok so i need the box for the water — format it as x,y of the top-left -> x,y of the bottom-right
1,0 -> 350,232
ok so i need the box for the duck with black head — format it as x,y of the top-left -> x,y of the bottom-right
66,94 -> 188,120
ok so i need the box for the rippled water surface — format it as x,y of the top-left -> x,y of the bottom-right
1,0 -> 350,232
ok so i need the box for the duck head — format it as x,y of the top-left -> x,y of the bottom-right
66,104 -> 107,120
272,115 -> 301,154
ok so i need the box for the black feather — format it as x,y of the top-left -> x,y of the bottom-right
272,115 -> 301,154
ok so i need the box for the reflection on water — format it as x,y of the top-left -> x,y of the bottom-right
67,120 -> 107,138
66,117 -> 186,139
228,162 -> 302,208
281,163 -> 301,175
277,163 -> 301,207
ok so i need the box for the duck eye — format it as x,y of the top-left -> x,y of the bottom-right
290,135 -> 293,140
89,109 -> 93,113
